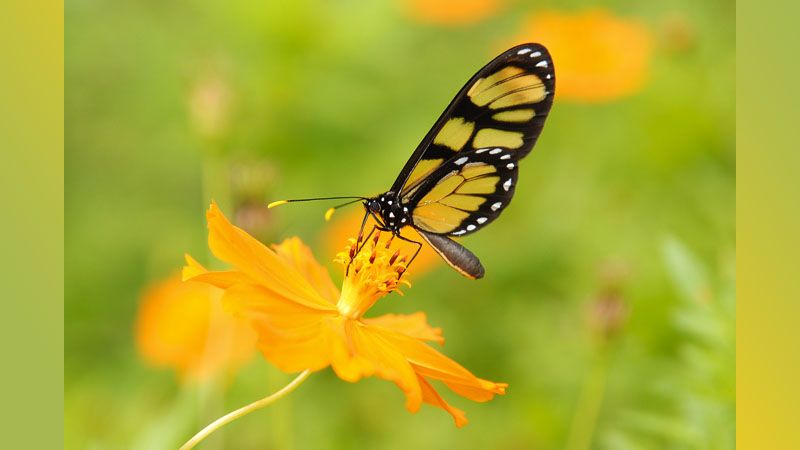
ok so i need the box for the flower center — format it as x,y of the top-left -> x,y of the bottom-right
334,233 -> 409,319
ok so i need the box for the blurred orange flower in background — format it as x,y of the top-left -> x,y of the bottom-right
184,202 -> 506,427
135,275 -> 257,382
323,208 -> 441,278
404,0 -> 503,25
512,9 -> 653,102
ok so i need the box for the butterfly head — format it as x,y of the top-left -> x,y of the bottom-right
365,192 -> 410,232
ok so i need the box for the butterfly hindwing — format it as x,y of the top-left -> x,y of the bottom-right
391,43 -> 555,196
406,146 -> 519,237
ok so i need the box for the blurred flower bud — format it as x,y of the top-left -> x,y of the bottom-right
587,260 -> 631,342
230,160 -> 277,201
188,71 -> 233,140
230,160 -> 278,239
235,200 -> 275,240
588,290 -> 629,342
661,12 -> 697,54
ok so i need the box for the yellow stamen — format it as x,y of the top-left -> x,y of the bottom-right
334,235 -> 410,319
324,207 -> 336,221
267,200 -> 288,209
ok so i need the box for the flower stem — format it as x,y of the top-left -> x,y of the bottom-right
564,357 -> 609,450
179,370 -> 312,450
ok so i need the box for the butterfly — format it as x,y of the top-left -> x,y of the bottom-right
270,43 -> 555,279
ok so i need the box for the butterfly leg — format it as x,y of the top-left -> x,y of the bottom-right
355,225 -> 378,255
353,209 -> 391,257
347,210 -> 373,276
392,231 -> 423,278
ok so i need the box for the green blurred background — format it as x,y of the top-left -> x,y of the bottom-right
65,0 -> 734,449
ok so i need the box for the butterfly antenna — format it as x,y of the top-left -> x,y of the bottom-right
267,196 -> 368,221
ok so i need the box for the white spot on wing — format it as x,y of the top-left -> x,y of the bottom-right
389,212 -> 395,218
500,154 -> 511,160
546,74 -> 552,79
477,217 -> 487,224
491,202 -> 502,211
489,148 -> 502,155
507,163 -> 515,169
517,48 -> 532,55
455,156 -> 469,165
530,51 -> 542,58
476,148 -> 489,154
503,178 -> 512,191
387,200 -> 392,205
452,230 -> 466,236
536,60 -> 549,68
467,224 -> 477,231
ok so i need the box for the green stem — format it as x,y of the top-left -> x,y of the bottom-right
179,370 -> 312,450
565,357 -> 609,450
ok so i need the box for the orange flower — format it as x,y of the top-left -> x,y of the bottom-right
404,0 -> 503,26
135,275 -> 257,382
323,208 -> 441,278
184,202 -> 506,427
512,9 -> 652,102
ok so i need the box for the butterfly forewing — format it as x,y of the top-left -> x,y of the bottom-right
391,43 -> 555,195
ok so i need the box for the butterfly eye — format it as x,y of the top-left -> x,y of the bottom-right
368,200 -> 382,213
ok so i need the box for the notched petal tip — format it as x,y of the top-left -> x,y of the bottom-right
207,199 -> 221,215
182,253 -> 207,281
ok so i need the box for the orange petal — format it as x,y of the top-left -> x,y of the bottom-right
182,254 -> 207,280
135,275 -> 257,381
373,326 -> 507,402
326,317 -> 378,382
342,321 -> 423,412
418,375 -> 468,428
272,237 -> 339,304
183,254 -> 256,288
205,202 -> 332,310
363,312 -> 444,344
222,284 -> 338,373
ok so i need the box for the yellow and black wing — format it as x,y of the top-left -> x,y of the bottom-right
390,43 -> 555,198
406,145 -> 520,237
396,44 -> 554,279
406,146 -> 522,279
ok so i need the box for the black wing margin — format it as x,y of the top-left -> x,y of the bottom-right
391,43 -> 555,195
